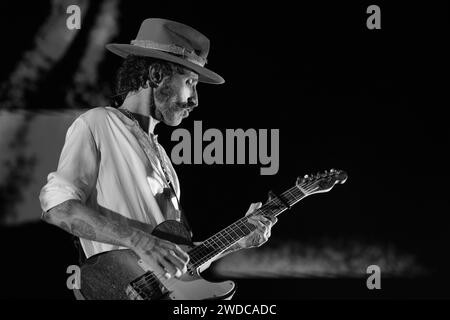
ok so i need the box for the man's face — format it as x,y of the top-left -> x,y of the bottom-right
152,67 -> 199,126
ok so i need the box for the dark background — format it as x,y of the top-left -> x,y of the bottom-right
0,1 -> 449,300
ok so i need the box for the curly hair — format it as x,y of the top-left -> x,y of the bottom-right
111,55 -> 186,107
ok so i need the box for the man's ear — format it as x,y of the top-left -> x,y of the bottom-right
148,63 -> 165,88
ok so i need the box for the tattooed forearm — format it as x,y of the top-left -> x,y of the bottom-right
109,213 -> 134,238
55,218 -> 125,246
130,230 -> 155,250
43,199 -> 154,248
59,222 -> 71,234
70,218 -> 97,239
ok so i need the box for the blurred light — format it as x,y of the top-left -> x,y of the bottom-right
213,239 -> 427,278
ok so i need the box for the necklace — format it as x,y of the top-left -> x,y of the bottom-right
120,108 -> 172,186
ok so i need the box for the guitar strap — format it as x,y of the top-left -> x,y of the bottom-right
73,235 -> 86,265
167,180 -> 193,238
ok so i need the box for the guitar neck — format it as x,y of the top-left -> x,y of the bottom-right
188,184 -> 307,269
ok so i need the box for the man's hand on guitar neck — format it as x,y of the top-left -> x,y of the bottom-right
235,202 -> 278,250
194,201 -> 277,266
218,200 -> 277,256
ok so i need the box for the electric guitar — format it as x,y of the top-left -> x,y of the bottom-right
74,169 -> 347,300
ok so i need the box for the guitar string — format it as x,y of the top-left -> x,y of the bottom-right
132,183 -> 318,298
131,180 -> 321,297
132,182 -> 318,298
186,180 -> 315,262
174,181 -> 312,264
185,186 -> 307,266
133,180 -> 314,291
132,180 -> 318,292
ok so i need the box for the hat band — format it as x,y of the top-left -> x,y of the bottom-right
131,40 -> 207,67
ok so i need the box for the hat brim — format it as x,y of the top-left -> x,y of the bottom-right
105,43 -> 224,84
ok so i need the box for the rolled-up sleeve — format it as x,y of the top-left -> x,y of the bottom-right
39,117 -> 99,213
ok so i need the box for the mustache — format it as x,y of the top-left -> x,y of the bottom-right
176,102 -> 192,109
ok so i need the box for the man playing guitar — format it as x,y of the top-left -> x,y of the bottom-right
39,18 -> 276,289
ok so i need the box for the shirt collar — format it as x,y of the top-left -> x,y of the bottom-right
108,106 -> 158,140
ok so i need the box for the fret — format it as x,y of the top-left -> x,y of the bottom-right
228,225 -> 243,239
237,220 -> 253,233
211,234 -> 227,248
232,223 -> 247,237
221,230 -> 237,245
205,238 -> 219,249
188,182 -> 310,269
263,200 -> 284,215
215,236 -> 230,249
225,225 -> 245,243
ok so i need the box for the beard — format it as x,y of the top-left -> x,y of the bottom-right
152,80 -> 188,125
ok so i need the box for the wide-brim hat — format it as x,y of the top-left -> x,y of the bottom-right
106,18 -> 224,84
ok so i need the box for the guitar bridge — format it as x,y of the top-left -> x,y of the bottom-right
125,271 -> 170,300
125,284 -> 144,300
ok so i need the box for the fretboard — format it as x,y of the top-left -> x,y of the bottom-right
187,184 -> 308,270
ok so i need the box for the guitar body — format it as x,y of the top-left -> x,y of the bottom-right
76,220 -> 236,300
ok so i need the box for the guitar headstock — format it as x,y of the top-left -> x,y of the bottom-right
296,169 -> 347,195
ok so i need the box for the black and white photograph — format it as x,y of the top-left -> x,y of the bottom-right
0,0 -> 448,313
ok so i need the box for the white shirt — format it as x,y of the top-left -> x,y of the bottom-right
39,106 -> 182,258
